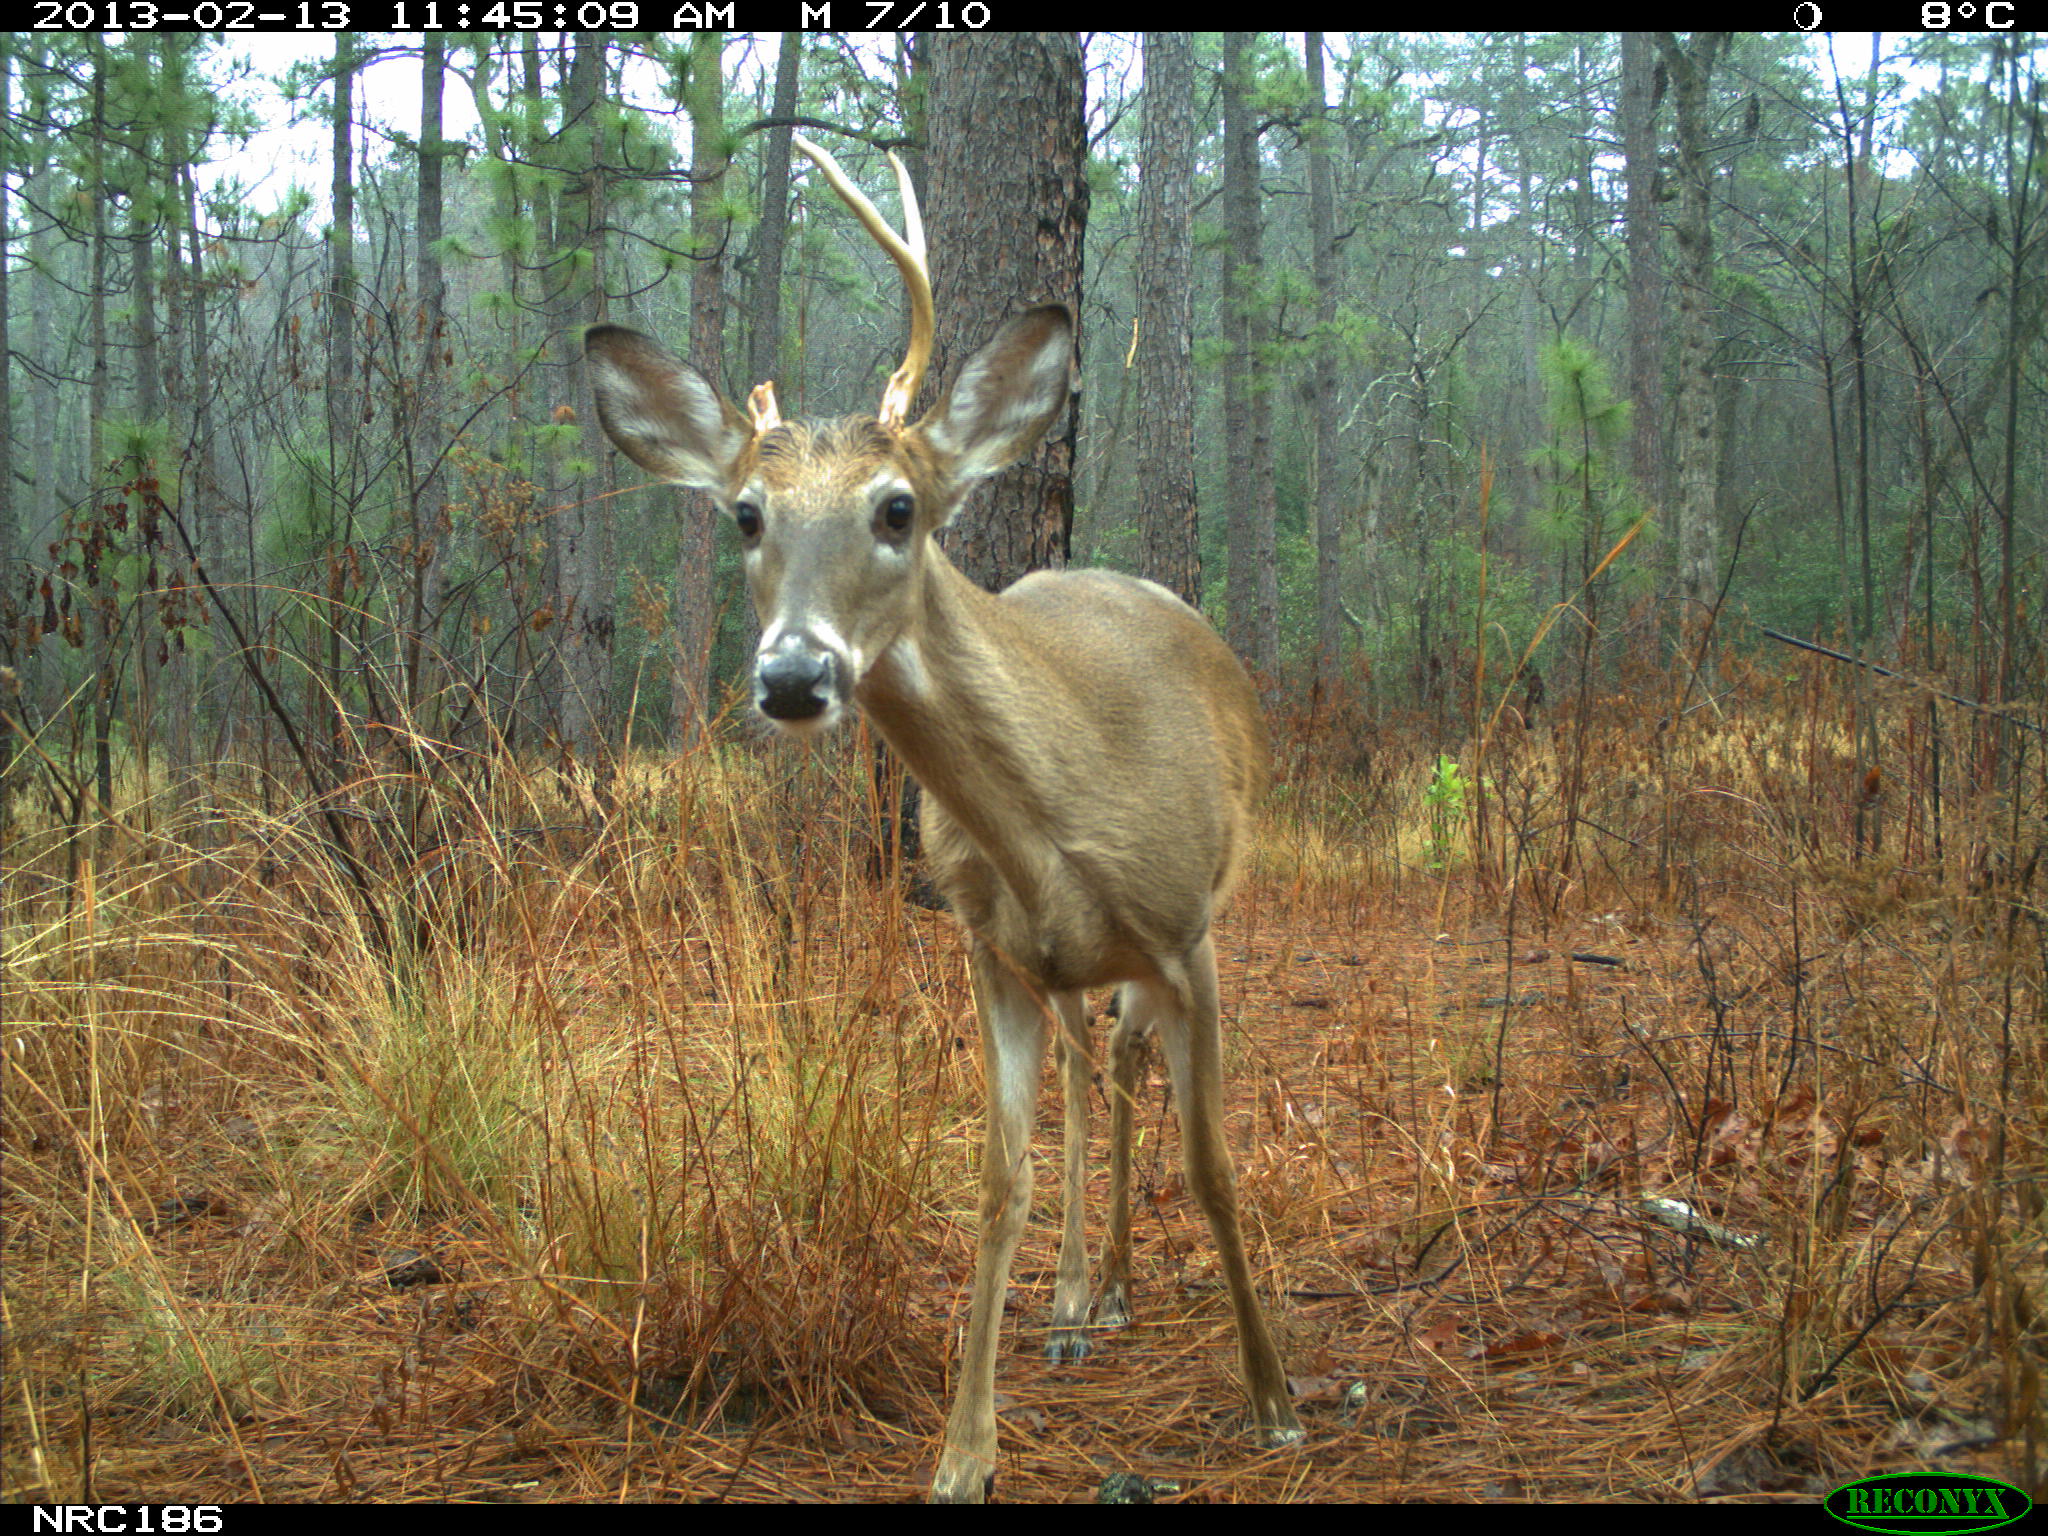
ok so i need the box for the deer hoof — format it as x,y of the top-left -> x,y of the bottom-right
929,1461 -> 994,1504
1095,1288 -> 1132,1330
1045,1328 -> 1092,1361
1259,1418 -> 1307,1449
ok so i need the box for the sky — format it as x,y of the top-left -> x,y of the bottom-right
193,32 -> 1925,218
201,31 -> 775,209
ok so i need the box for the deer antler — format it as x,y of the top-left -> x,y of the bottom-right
792,133 -> 933,428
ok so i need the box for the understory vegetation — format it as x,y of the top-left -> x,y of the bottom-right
4,633 -> 2041,1502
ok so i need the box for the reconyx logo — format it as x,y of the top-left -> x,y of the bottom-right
1825,1473 -> 2031,1534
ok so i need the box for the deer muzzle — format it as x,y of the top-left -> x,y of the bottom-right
754,632 -> 845,727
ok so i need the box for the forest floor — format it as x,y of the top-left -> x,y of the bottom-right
4,684 -> 2042,1502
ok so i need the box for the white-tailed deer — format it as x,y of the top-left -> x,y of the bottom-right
585,134 -> 1301,1503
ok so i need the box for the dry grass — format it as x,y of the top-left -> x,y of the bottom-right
3,649 -> 2042,1503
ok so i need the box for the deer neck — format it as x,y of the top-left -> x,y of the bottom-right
855,551 -> 1059,897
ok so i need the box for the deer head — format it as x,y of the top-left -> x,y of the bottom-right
584,135 -> 1070,735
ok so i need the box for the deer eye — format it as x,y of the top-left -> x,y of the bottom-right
882,494 -> 915,533
734,501 -> 763,540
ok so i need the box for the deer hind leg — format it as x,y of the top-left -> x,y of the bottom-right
931,947 -> 1051,1504
1153,936 -> 1304,1448
1047,989 -> 1094,1360
1099,982 -> 1156,1331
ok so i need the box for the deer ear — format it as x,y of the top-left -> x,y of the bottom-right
919,306 -> 1071,481
585,324 -> 750,491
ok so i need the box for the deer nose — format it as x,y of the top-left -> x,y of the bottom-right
756,641 -> 840,721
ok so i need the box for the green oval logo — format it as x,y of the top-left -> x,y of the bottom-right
1825,1473 -> 2032,1534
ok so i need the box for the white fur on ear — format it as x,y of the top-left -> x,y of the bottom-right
585,325 -> 749,490
923,307 -> 1072,482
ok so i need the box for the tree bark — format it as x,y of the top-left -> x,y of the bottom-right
327,35 -> 356,469
549,35 -> 614,772
88,40 -> 113,819
1306,32 -> 1344,692
1655,32 -> 1728,621
0,42 -> 13,642
924,32 -> 1086,592
324,34 -> 357,752
26,42 -> 56,552
1620,31 -> 1667,512
1134,31 -> 1201,609
748,34 -> 803,398
673,30 -> 728,745
1221,32 -> 1278,676
407,32 -> 449,724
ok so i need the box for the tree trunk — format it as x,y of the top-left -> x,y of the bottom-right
88,41 -> 113,820
550,35 -> 614,774
0,41 -> 13,643
177,155 -> 225,735
1655,32 -> 1728,619
1306,32 -> 1344,692
924,32 -> 1086,592
748,34 -> 803,397
408,32 -> 449,726
129,40 -> 164,799
325,34 -> 357,753
26,42 -> 56,552
0,39 -> 14,834
521,36 -> 563,751
327,35 -> 356,465
673,31 -> 727,745
465,37 -> 531,748
1221,32 -> 1277,676
1620,31 -> 1667,511
1134,31 -> 1201,609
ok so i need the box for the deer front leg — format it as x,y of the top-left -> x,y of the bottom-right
1047,990 -> 1094,1360
931,950 -> 1050,1504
